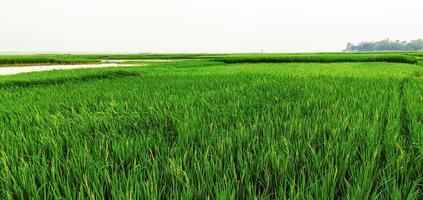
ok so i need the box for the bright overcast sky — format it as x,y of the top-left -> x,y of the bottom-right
0,0 -> 422,53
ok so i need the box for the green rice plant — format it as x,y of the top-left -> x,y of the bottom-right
0,52 -> 419,66
0,54 -> 219,66
0,55 -> 99,65
0,57 -> 422,199
208,53 -> 417,64
0,70 -> 138,89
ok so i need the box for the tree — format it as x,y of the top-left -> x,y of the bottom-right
344,39 -> 423,52
405,39 -> 423,51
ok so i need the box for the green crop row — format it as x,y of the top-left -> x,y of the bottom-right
208,53 -> 418,64
0,60 -> 422,198
0,52 -> 421,66
0,54 -> 215,66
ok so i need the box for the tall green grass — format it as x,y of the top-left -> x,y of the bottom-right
0,60 -> 422,198
209,53 -> 418,64
0,54 -> 215,66
0,53 -> 420,66
0,55 -> 99,65
0,70 -> 138,89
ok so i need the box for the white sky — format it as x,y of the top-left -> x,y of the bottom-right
0,0 -> 422,53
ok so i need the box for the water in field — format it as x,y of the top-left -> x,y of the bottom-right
0,63 -> 140,76
0,59 -> 184,76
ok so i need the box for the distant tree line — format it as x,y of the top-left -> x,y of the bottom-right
344,39 -> 423,52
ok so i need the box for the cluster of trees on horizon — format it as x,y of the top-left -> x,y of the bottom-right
344,39 -> 423,52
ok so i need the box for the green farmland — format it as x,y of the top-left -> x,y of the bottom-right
0,53 -> 423,199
